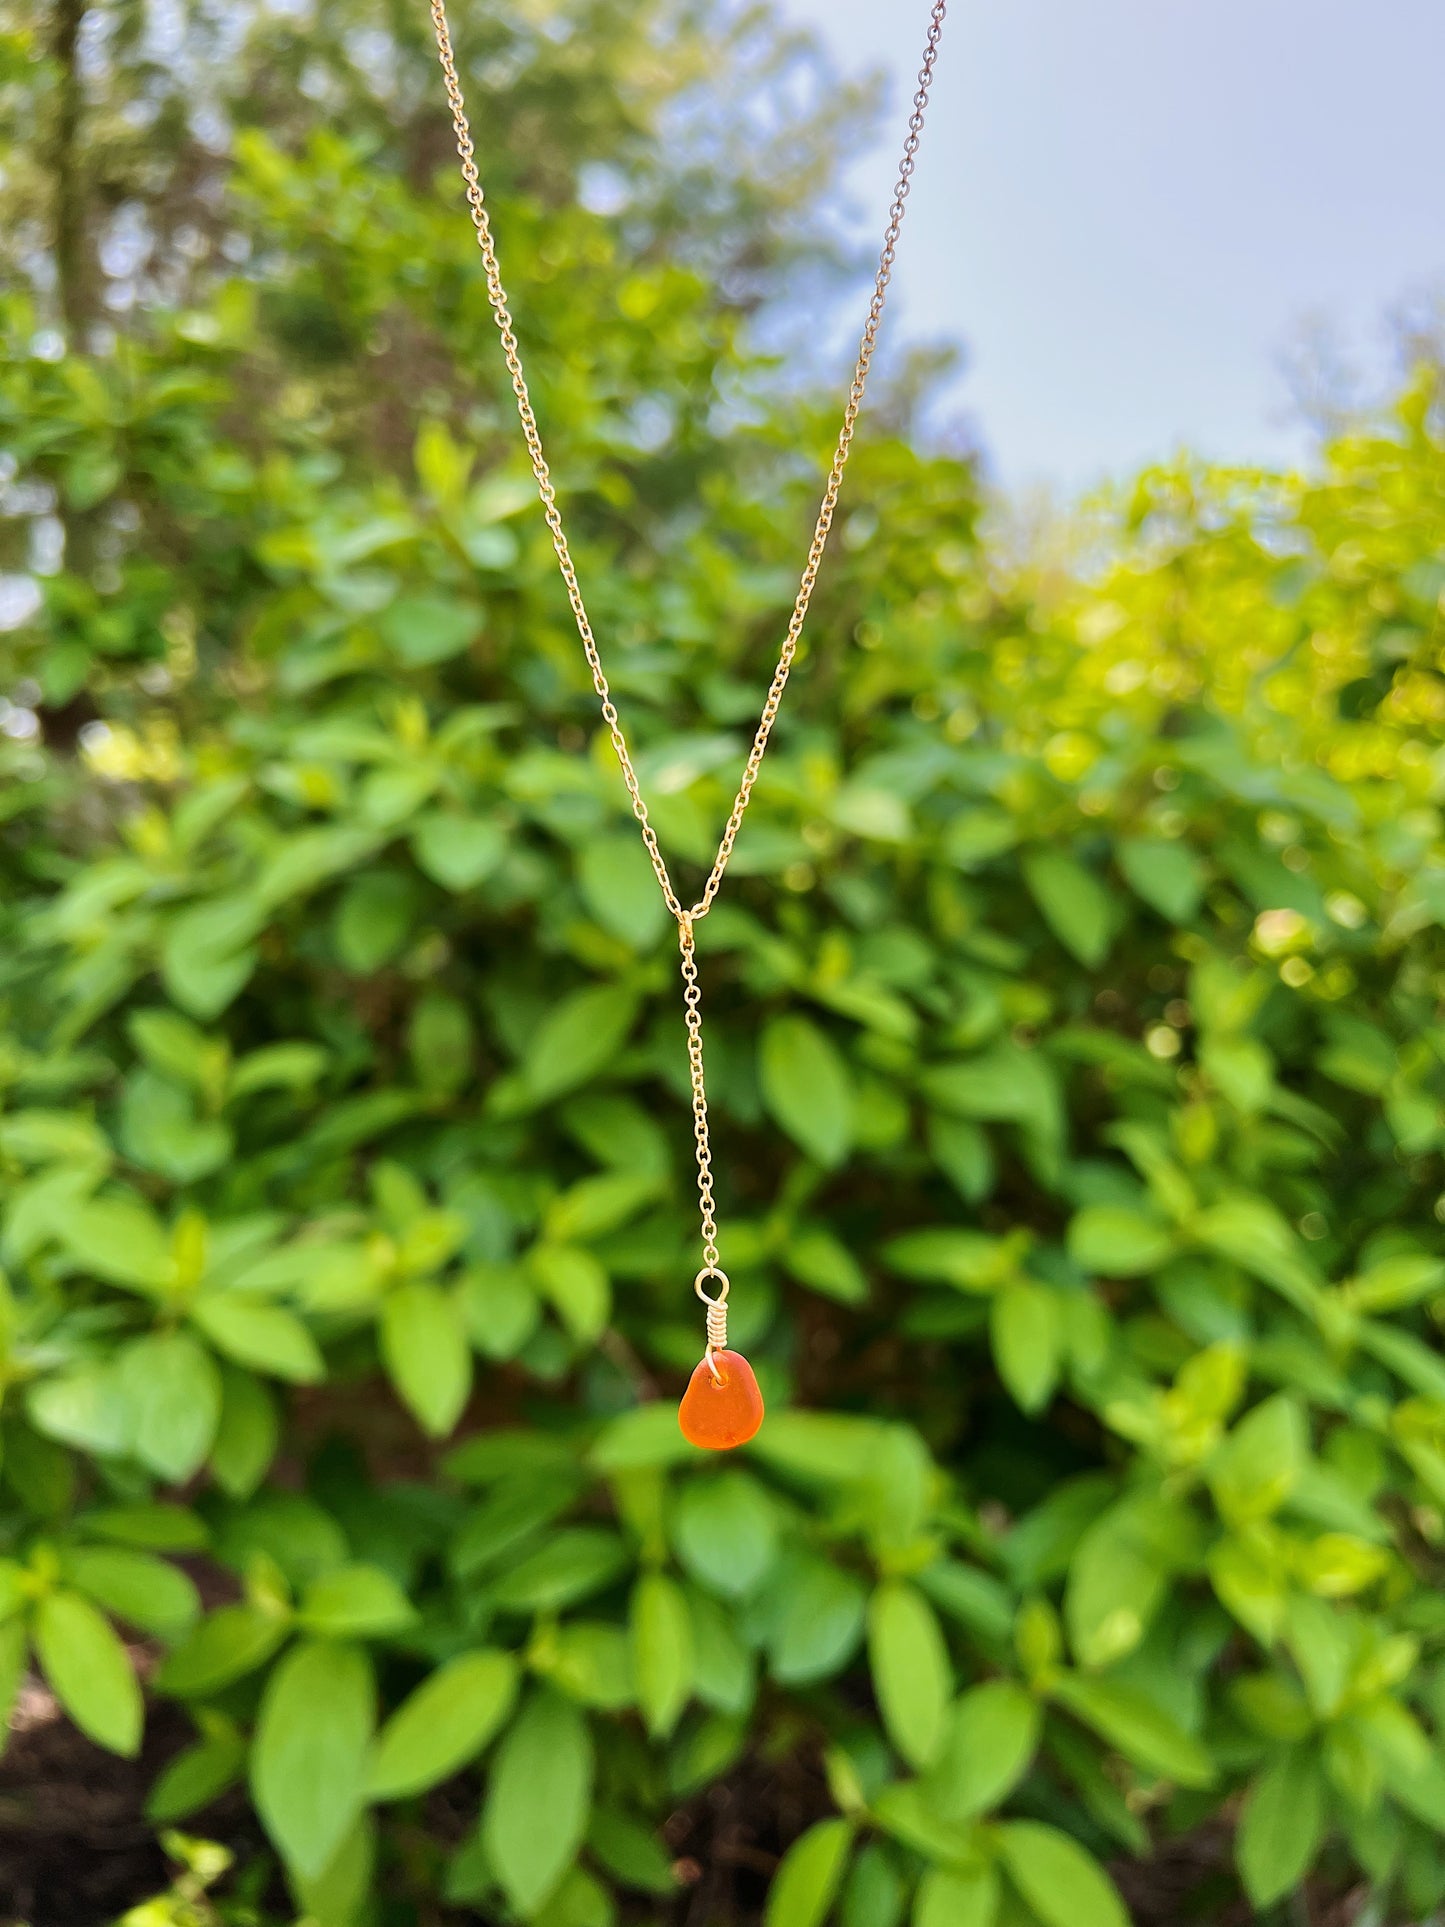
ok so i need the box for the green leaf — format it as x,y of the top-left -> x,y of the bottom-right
1385,1750 -> 1445,1831
146,1720 -> 247,1822
990,1282 -> 1061,1414
254,825 -> 382,909
867,1580 -> 952,1769
379,1281 -> 472,1436
65,448 -> 121,509
997,1820 -> 1129,1927
1117,836 -> 1204,922
883,1228 -> 1011,1293
0,1108 -> 109,1165
630,1571 -> 693,1739
1193,1198 -> 1321,1315
528,1243 -> 611,1346
750,1411 -> 887,1485
368,1649 -> 519,1800
590,1402 -> 700,1472
411,813 -> 507,891
672,1472 -> 778,1598
588,1805 -> 676,1895
360,772 -> 438,837
219,1493 -> 345,1589
290,1812 -> 376,1927
546,1621 -> 635,1711
162,897 -> 262,1018
578,834 -> 671,949
928,1115 -> 995,1205
333,870 -> 416,972
1065,1497 -> 1186,1669
61,1197 -> 174,1292
120,1070 -> 233,1181
1356,1319 -> 1445,1403
34,1589 -> 142,1757
461,1261 -> 541,1361
925,1679 -> 1040,1819
415,421 -> 471,505
380,593 -> 479,665
842,1842 -> 905,1927
1237,1750 -> 1326,1907
190,1294 -> 325,1384
450,1473 -> 580,1579
1343,1250 -> 1445,1311
1207,1535 -> 1288,1644
1229,1673 -> 1313,1744
1022,851 -> 1114,967
913,1866 -> 998,1927
759,1014 -> 853,1167
211,1366 -> 279,1497
483,1688 -> 594,1916
26,1362 -> 131,1458
63,1546 -> 199,1639
1200,1036 -> 1273,1113
228,1041 -> 327,1099
119,1329 -> 222,1482
783,1228 -> 869,1305
511,986 -> 640,1108
85,1503 -> 209,1552
525,1866 -> 614,1927
922,1046 -> 1063,1153
770,1559 -> 868,1685
916,1563 -> 1015,1642
1284,1596 -> 1350,1724
251,1639 -> 374,1879
490,1529 -> 629,1614
871,1781 -> 975,1867
1049,1721 -> 1148,1855
545,1172 -> 660,1245
1051,1673 -> 1215,1788
763,1817 -> 854,1927
1208,1394 -> 1307,1525
155,1602 -> 289,1698
822,782 -> 909,844
298,1564 -> 417,1638
1067,1205 -> 1175,1276
688,1589 -> 754,1716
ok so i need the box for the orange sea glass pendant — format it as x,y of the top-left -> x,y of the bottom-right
678,1349 -> 764,1451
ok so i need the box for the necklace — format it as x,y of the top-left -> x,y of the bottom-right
428,0 -> 949,1449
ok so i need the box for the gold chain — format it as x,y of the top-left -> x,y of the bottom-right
427,0 -> 948,1362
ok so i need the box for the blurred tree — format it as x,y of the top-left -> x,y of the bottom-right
1,0 -> 921,737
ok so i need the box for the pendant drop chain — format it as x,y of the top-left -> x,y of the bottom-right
428,0 -> 949,1445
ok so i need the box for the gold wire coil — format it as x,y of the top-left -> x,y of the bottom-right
695,1267 -> 730,1381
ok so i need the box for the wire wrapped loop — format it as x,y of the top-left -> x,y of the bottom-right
695,1267 -> 730,1382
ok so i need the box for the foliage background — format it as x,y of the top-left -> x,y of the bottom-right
2,1 -> 1445,1924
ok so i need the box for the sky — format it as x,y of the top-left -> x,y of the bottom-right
772,0 -> 1445,493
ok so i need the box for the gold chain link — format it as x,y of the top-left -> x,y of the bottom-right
676,915 -> 719,1273
427,0 -> 948,1312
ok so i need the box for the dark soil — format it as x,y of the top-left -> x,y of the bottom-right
0,1682 -> 830,1927
0,1684 -> 1377,1927
0,1679 -> 183,1927
658,1743 -> 833,1927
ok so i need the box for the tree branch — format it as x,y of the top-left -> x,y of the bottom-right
51,0 -> 91,341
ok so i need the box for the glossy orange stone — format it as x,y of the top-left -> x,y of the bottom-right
678,1349 -> 764,1451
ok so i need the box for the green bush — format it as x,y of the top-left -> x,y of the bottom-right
4,2 -> 1445,1922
